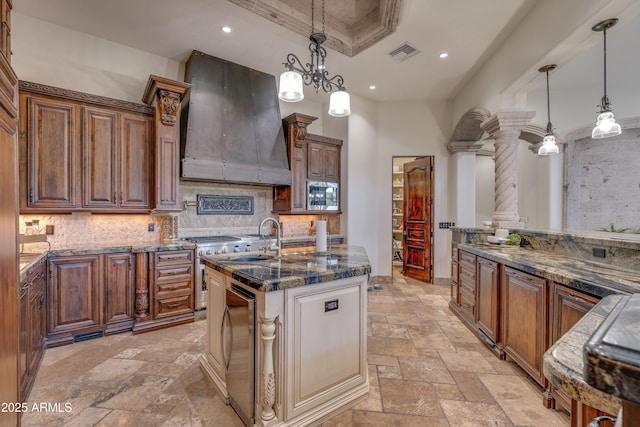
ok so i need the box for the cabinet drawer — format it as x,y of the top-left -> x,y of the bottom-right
156,278 -> 192,294
451,247 -> 459,262
154,250 -> 193,266
460,289 -> 475,317
154,264 -> 193,283
459,251 -> 476,265
154,293 -> 193,319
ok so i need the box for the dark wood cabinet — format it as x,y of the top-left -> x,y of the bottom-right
307,140 -> 340,181
19,81 -> 155,213
104,253 -> 134,335
476,258 -> 499,344
83,106 -> 118,208
0,1 -> 19,420
151,250 -> 194,320
47,255 -> 102,347
551,283 -> 599,413
502,266 -> 548,387
19,257 -> 46,402
458,250 -> 476,322
134,249 -> 195,333
142,75 -> 190,212
20,94 -> 80,211
274,113 -> 342,213
82,108 -> 151,210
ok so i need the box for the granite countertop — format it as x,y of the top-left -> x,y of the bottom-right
458,242 -> 640,297
584,293 -> 640,406
19,240 -> 196,282
201,244 -> 371,292
543,295 -> 623,415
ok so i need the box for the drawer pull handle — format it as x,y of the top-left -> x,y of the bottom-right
567,293 -> 588,305
167,303 -> 182,308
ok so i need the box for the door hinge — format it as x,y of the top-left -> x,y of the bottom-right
29,188 -> 34,203
48,265 -> 53,279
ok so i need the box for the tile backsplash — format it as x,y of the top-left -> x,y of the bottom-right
19,181 -> 342,248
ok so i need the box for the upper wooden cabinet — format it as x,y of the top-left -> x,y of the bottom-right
82,108 -> 151,210
19,82 -> 155,213
142,75 -> 190,212
308,140 -> 340,181
21,95 -> 80,210
18,77 -> 190,214
273,113 -> 342,213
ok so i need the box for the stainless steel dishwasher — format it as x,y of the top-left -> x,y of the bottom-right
222,284 -> 255,427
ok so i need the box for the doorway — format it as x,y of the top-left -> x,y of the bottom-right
392,156 -> 434,283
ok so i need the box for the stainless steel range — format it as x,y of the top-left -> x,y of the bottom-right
186,235 -> 267,311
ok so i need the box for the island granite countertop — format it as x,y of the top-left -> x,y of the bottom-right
200,244 -> 371,292
457,242 -> 640,297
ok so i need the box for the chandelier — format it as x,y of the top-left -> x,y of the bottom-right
277,0 -> 351,117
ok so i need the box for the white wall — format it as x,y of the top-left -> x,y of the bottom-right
370,100 -> 453,278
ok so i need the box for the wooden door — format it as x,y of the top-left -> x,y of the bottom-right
476,258 -> 499,343
104,253 -> 134,334
551,283 -> 598,412
47,255 -> 102,346
120,113 -> 150,209
83,106 -> 118,208
502,267 -> 548,386
402,157 -> 433,282
24,95 -> 79,210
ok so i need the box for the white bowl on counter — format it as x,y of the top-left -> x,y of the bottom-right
487,235 -> 507,244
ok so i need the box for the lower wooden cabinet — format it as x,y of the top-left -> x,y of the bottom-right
133,249 -> 195,333
104,253 -> 134,335
550,283 -> 599,413
47,255 -> 102,347
502,266 -> 549,387
47,252 -> 134,346
458,250 -> 476,322
476,258 -> 499,345
19,258 -> 46,401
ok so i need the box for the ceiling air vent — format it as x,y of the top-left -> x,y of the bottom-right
388,42 -> 420,62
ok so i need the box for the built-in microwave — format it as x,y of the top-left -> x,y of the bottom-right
307,181 -> 339,211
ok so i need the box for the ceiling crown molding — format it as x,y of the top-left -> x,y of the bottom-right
227,0 -> 403,57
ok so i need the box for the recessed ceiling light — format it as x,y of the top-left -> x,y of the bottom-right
369,85 -> 376,90
221,26 -> 232,33
439,52 -> 448,59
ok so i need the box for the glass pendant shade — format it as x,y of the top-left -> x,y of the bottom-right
537,134 -> 559,156
328,90 -> 351,117
278,71 -> 304,102
592,111 -> 622,139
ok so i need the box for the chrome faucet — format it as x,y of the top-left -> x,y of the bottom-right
259,217 -> 282,258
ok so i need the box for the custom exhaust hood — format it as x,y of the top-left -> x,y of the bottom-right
180,50 -> 291,186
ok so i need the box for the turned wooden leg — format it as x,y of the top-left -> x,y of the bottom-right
260,316 -> 277,422
134,252 -> 149,320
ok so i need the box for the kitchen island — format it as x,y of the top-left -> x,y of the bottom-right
200,245 -> 371,427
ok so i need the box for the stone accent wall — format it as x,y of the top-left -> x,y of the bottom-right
565,120 -> 640,233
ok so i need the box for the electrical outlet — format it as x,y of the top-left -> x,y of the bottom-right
593,247 -> 606,258
45,225 -> 54,235
148,223 -> 155,232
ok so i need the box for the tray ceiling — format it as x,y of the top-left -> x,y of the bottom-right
228,0 -> 403,57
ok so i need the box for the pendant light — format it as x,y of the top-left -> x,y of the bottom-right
277,0 -> 351,117
591,18 -> 621,139
538,64 -> 559,156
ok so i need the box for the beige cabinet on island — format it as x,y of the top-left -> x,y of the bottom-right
200,245 -> 371,427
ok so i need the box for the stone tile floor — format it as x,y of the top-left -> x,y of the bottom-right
22,271 -> 570,426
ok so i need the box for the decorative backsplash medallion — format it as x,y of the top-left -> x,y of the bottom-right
197,195 -> 254,215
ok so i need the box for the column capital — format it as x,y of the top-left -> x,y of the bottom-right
480,110 -> 536,137
446,140 -> 486,154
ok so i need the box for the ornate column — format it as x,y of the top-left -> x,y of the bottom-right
260,316 -> 277,422
480,111 -> 536,228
